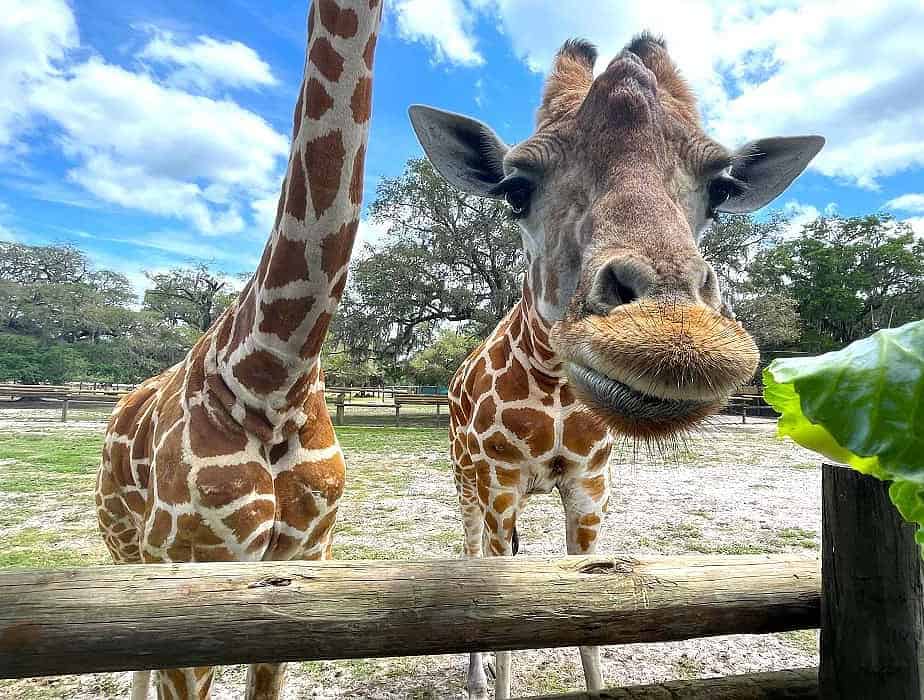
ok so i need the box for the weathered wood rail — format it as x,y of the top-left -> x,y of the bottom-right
0,554 -> 819,679
0,383 -> 124,421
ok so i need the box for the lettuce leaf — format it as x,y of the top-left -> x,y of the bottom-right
763,320 -> 924,550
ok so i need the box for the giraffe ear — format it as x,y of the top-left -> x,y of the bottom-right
408,105 -> 508,198
716,136 -> 825,214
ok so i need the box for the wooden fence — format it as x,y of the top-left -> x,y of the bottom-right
0,383 -> 125,421
0,464 -> 919,698
328,391 -> 450,427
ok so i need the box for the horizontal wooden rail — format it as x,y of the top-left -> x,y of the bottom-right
521,667 -> 818,699
0,554 -> 819,679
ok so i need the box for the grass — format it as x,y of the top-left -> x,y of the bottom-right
0,426 -> 450,572
337,426 -> 448,454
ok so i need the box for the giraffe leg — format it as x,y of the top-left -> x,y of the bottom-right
456,462 -> 490,700
155,667 -> 215,700
559,479 -> 608,693
244,663 -> 286,700
131,670 -> 151,700
482,489 -> 519,700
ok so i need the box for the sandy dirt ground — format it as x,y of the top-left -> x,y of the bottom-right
0,412 -> 822,699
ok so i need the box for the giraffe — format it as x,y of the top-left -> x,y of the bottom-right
409,35 -> 823,699
94,2 -> 381,698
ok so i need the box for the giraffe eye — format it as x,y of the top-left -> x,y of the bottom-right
707,175 -> 745,217
502,181 -> 533,217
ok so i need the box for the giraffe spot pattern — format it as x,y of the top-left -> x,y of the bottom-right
309,38 -> 344,83
300,311 -> 333,359
350,76 -> 373,123
284,151 -> 309,221
305,77 -> 334,120
305,129 -> 345,219
362,29 -> 377,69
482,431 -> 524,464
321,219 -> 359,279
292,80 -> 305,139
262,234 -> 310,289
96,9 -> 386,694
318,0 -> 359,38
502,407 -> 554,457
196,461 -> 272,509
349,143 -> 365,205
448,290 -> 615,565
473,396 -> 496,433
226,287 -> 256,357
259,296 -> 314,341
232,349 -> 289,395
563,412 -> 607,456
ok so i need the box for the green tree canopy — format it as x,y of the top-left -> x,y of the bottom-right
143,263 -> 235,332
748,215 -> 924,349
332,158 -> 524,369
406,330 -> 481,387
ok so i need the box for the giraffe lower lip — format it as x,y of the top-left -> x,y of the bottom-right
566,362 -> 709,421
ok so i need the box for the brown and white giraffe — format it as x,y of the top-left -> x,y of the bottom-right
410,35 -> 823,699
95,2 -> 381,698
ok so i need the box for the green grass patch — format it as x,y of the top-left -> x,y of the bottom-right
0,527 -> 102,568
779,629 -> 819,655
687,541 -> 777,555
336,427 -> 448,454
0,434 -> 102,474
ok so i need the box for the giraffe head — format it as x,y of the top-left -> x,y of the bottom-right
409,35 -> 823,439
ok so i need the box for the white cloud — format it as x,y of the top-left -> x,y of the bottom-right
356,218 -> 390,249
0,224 -> 15,242
886,193 -> 924,214
903,217 -> 924,238
0,2 -> 287,236
0,0 -> 77,151
394,0 -> 484,66
405,1 -> 924,190
26,56 -> 288,235
139,30 -> 278,91
780,200 -> 821,238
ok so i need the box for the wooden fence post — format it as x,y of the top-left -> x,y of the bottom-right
335,393 -> 345,426
394,403 -> 400,427
820,464 -> 924,699
60,398 -> 68,423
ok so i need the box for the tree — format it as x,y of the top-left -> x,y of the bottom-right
406,330 -> 480,387
333,158 -> 524,366
143,264 -> 235,332
748,215 -> 924,349
0,242 -> 91,284
0,241 -> 213,384
700,213 -> 785,297
734,292 -> 801,349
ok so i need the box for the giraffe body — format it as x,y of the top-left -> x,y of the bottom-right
450,284 -> 613,563
412,34 -> 823,699
450,285 -> 612,698
96,2 -> 381,698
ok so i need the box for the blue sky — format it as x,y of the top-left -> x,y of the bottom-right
2,0 -> 924,296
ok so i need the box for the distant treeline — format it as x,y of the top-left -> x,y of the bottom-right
3,160 -> 923,387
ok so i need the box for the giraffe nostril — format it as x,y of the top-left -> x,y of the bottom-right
613,275 -> 638,306
588,257 -> 652,315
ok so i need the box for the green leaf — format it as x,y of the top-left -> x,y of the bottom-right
764,319 -> 924,553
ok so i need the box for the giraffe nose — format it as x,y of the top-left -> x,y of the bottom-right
586,257 -> 655,315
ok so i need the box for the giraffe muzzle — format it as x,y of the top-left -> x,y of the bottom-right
551,300 -> 759,438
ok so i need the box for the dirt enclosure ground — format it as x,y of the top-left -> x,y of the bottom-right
0,409 -> 821,699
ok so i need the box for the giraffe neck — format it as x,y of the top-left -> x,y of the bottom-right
212,0 -> 381,435
515,274 -> 564,378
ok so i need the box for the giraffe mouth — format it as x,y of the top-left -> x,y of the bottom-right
565,362 -> 718,438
